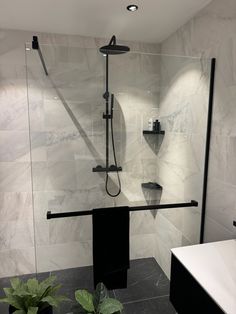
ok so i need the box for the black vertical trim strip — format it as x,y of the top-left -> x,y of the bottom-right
200,58 -> 216,244
105,54 -> 109,169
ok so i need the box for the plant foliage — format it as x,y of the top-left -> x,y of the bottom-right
75,283 -> 123,314
0,275 -> 69,314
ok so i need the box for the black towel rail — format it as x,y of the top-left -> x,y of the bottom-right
46,200 -> 198,220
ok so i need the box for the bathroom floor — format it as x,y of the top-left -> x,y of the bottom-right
0,258 -> 176,314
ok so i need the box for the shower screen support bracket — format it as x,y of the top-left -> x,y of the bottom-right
32,36 -> 49,76
46,200 -> 198,219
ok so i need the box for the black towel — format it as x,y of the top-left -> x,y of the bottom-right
92,206 -> 130,289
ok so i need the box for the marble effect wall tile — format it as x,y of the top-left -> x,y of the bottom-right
0,247 -> 36,278
0,192 -> 32,222
36,241 -> 93,273
161,0 -> 236,245
130,234 -> 155,260
0,131 -> 30,162
152,41 -> 211,277
23,36 -> 161,275
0,28 -> 161,278
0,220 -> 34,250
0,162 -> 31,192
2,1 -> 236,280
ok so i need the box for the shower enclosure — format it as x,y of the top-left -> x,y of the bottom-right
25,37 -> 214,310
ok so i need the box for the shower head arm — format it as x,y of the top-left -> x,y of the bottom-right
108,35 -> 116,46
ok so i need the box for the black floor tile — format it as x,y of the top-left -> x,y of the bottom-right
114,258 -> 170,303
0,258 -> 175,314
123,296 -> 176,314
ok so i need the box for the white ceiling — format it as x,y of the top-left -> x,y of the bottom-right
0,0 -> 212,43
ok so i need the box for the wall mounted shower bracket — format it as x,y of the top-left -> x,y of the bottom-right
31,36 -> 48,76
103,113 -> 112,119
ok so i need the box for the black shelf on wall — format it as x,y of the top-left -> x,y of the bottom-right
143,130 -> 165,135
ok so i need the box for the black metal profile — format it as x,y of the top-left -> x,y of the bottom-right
200,58 -> 216,244
46,200 -> 198,220
32,36 -> 48,76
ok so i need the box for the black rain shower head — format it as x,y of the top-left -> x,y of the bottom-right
99,35 -> 130,55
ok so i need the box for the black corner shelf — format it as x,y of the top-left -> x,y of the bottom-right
141,182 -> 163,190
143,130 -> 165,135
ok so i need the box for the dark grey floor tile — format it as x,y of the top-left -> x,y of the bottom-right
52,266 -> 94,300
0,258 -> 174,314
114,258 -> 170,303
123,296 -> 176,314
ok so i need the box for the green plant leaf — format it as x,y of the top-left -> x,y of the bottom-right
12,290 -> 32,297
13,310 -> 26,314
93,283 -> 109,309
40,276 -> 57,290
41,295 -> 69,308
1,295 -> 24,310
27,307 -> 38,314
0,275 -> 67,312
27,279 -> 39,295
41,295 -> 59,308
98,298 -> 123,314
75,290 -> 95,313
10,278 -> 21,290
3,287 -> 14,296
47,284 -> 62,296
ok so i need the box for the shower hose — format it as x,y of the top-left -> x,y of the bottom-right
105,98 -> 121,197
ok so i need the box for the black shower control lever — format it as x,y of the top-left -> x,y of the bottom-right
233,221 -> 236,227
92,165 -> 122,173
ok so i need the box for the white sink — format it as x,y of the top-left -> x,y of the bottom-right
172,239 -> 236,314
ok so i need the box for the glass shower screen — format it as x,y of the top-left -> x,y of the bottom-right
25,42 -> 212,312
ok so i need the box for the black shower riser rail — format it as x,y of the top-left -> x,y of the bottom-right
46,200 -> 198,220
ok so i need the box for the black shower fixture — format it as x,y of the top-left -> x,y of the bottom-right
93,36 -> 130,197
127,4 -> 138,12
99,35 -> 130,55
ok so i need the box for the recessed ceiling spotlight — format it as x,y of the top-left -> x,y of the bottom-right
127,4 -> 138,12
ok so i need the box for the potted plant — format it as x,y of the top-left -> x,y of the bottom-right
0,275 -> 69,314
75,282 -> 123,314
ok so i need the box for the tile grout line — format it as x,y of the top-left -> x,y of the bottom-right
122,293 -> 170,305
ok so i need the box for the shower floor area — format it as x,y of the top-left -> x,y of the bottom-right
0,258 -> 176,314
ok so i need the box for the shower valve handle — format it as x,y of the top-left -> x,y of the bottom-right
103,91 -> 109,100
